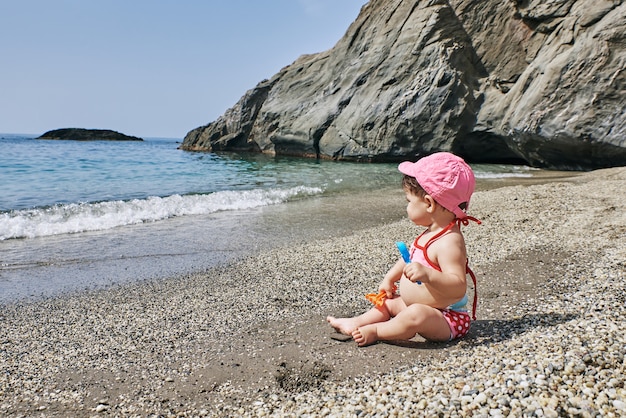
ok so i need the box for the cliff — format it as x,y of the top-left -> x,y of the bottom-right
181,0 -> 626,170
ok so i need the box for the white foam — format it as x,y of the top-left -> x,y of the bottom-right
0,186 -> 322,240
474,172 -> 533,179
473,165 -> 536,179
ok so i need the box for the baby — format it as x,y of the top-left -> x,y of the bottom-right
327,152 -> 479,346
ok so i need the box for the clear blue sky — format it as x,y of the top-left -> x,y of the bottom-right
0,1 -> 366,138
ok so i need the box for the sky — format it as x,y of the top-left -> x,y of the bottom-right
0,0 -> 367,138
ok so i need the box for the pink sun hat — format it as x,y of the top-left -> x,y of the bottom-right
398,152 -> 475,219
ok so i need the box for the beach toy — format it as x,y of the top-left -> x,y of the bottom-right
396,241 -> 411,263
397,241 -> 420,285
365,285 -> 397,308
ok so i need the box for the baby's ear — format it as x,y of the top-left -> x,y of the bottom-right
424,195 -> 437,212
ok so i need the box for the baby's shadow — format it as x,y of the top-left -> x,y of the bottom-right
386,312 -> 578,349
467,312 -> 578,346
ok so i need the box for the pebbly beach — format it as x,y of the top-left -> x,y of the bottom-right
1,167 -> 625,417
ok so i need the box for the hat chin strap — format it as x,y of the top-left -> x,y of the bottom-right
456,215 -> 481,227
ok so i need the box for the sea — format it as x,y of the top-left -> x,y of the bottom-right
0,133 -> 546,304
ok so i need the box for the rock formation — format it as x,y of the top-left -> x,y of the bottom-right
38,128 -> 143,142
181,0 -> 626,170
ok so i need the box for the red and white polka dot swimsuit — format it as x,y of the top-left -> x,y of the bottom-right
440,309 -> 471,340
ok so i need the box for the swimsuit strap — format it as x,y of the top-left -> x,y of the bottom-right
466,262 -> 478,321
420,220 -> 458,269
457,216 -> 481,321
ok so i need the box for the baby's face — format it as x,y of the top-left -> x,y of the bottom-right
404,190 -> 431,226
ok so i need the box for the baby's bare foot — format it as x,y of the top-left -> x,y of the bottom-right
352,325 -> 378,347
326,316 -> 358,335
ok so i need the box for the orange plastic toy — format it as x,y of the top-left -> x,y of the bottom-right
365,285 -> 397,307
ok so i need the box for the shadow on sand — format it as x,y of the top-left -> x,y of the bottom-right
383,312 -> 578,350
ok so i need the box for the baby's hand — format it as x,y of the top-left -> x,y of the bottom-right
378,281 -> 397,298
403,263 -> 428,284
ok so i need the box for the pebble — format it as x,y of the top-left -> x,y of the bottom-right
0,168 -> 624,417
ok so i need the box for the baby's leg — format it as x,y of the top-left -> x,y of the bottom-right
327,296 -> 406,335
353,304 -> 450,346
326,306 -> 389,336
352,324 -> 379,346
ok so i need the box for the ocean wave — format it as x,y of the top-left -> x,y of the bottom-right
474,172 -> 533,179
473,165 -> 536,179
0,186 -> 323,240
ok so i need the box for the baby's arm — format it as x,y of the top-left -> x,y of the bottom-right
379,258 -> 405,297
403,233 -> 467,300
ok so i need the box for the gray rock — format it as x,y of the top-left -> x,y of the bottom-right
181,0 -> 626,170
38,128 -> 143,141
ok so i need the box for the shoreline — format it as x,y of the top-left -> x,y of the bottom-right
0,168 -> 577,305
1,167 -> 624,416
0,186 -> 407,304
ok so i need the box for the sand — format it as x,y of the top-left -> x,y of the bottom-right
0,167 -> 624,416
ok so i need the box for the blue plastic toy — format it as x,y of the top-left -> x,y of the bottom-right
396,241 -> 421,284
396,241 -> 411,263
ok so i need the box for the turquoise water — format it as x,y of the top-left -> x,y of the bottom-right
0,135 -> 394,239
0,133 -> 538,302
0,134 -> 535,240
1,135 -> 398,211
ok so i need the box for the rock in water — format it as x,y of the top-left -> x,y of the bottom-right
37,128 -> 143,141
